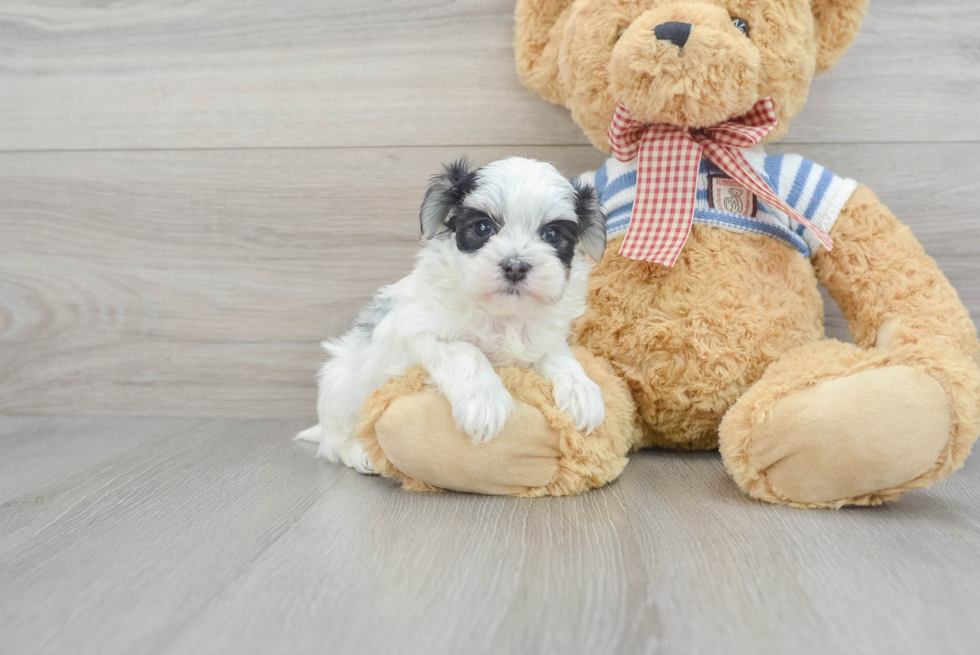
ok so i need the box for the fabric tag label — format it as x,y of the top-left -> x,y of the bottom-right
708,174 -> 757,218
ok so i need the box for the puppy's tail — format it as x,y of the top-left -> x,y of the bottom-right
295,424 -> 324,443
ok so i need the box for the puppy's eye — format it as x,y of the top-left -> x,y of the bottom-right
541,226 -> 561,244
475,220 -> 495,237
732,17 -> 749,36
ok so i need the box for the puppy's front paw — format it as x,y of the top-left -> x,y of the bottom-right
450,380 -> 514,445
552,372 -> 605,434
344,442 -> 376,475
317,433 -> 376,475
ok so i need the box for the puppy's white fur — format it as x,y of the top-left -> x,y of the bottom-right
297,157 -> 606,473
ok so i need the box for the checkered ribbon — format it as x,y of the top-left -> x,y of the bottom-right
607,98 -> 834,266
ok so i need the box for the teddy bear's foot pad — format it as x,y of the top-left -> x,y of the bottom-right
737,366 -> 950,505
374,389 -> 562,495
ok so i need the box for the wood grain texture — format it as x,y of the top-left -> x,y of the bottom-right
0,416 -> 977,655
1,0 -> 978,151
0,417 -> 343,655
0,146 -> 606,418
0,415 -> 161,500
3,1 -> 979,654
616,450 -> 980,655
2,143 -> 978,418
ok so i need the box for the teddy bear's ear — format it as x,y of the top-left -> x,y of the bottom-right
515,0 -> 576,103
812,0 -> 869,73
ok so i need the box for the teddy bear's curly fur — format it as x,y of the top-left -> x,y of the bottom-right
359,0 -> 980,508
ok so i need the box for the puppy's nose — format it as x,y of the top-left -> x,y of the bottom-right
654,22 -> 692,49
500,258 -> 532,283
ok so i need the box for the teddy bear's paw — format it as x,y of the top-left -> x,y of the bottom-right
448,378 -> 515,445
552,371 -> 606,435
720,354 -> 959,508
752,367 -> 948,506
359,352 -> 638,496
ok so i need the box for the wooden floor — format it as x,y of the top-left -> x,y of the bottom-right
1,416 -> 979,655
2,1 -> 979,654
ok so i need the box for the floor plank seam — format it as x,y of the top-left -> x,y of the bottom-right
1,139 -> 977,156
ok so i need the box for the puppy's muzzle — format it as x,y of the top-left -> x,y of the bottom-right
500,258 -> 532,283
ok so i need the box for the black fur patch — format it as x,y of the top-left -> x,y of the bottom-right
419,159 -> 480,239
572,183 -> 607,261
540,219 -> 581,268
449,207 -> 499,253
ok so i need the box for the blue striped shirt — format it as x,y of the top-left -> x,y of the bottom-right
575,149 -> 857,258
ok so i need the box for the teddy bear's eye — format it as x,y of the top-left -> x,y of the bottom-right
732,17 -> 749,36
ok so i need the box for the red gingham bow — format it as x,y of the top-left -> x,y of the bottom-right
606,97 -> 834,266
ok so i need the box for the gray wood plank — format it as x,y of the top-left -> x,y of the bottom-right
0,145 -> 607,419
164,471 -> 660,655
0,0 -> 977,151
0,416 -> 176,501
144,445 -> 980,655
4,417 -> 972,655
616,448 -> 980,655
0,416 -> 342,655
2,143 -> 977,418
794,0 -> 980,145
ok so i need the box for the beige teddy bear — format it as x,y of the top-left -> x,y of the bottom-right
356,0 -> 980,508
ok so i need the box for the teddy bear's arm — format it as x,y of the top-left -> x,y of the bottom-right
358,349 -> 637,497
813,184 -> 979,362
719,184 -> 980,508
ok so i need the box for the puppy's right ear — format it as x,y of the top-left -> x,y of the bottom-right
573,183 -> 607,261
419,159 -> 478,239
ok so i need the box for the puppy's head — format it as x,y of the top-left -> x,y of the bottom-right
419,157 -> 606,313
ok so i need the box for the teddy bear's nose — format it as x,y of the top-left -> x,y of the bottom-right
654,22 -> 692,49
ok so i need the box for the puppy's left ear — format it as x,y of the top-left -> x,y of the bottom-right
573,184 -> 607,261
419,159 -> 478,239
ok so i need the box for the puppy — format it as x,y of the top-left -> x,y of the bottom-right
297,157 -> 607,473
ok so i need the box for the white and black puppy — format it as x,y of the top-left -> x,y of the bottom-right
297,157 -> 607,473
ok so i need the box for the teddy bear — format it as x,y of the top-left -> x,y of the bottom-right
355,0 -> 980,508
